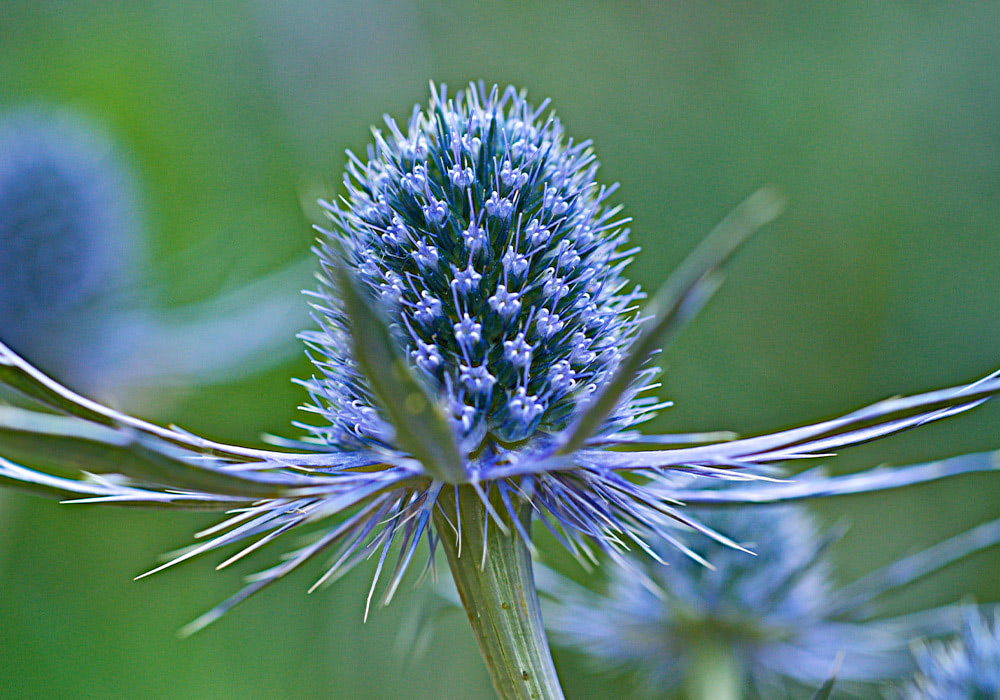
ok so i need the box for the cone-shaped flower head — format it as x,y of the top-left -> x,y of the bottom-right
303,82 -> 647,455
545,495 -> 1000,696
897,608 -> 1000,700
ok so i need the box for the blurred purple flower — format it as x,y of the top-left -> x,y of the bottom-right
0,105 -> 310,405
896,607 -> 1000,699
543,480 -> 1000,696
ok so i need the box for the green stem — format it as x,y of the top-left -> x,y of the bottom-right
684,637 -> 742,700
434,485 -> 565,700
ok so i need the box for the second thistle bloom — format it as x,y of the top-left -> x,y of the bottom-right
897,608 -> 1000,699
544,488 -> 1000,696
0,105 -> 311,404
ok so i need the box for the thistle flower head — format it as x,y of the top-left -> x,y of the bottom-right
544,492 -> 1000,696
302,82 -> 647,453
1,83 -> 998,634
897,608 -> 1000,700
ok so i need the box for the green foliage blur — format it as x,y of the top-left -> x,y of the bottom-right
2,2 -> 999,697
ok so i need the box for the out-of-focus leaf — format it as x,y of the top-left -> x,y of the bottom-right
809,653 -> 842,700
830,513 -> 1000,616
121,255 -> 315,386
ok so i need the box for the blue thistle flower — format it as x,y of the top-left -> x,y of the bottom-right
1,83 -> 999,695
0,105 -> 310,402
543,484 -> 1000,697
896,607 -> 1000,699
303,83 -> 648,451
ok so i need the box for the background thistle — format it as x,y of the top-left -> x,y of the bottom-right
3,4 -> 1000,698
0,105 -> 313,408
0,106 -> 144,379
543,482 -> 1000,698
895,607 -> 1000,699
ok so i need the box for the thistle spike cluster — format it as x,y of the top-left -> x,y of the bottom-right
897,608 -> 1000,699
543,484 -> 1000,695
0,83 -> 998,638
302,83 -> 649,451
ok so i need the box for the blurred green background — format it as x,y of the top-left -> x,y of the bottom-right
2,2 -> 999,697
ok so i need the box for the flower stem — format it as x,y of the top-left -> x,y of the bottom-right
684,637 -> 742,700
434,485 -> 565,700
